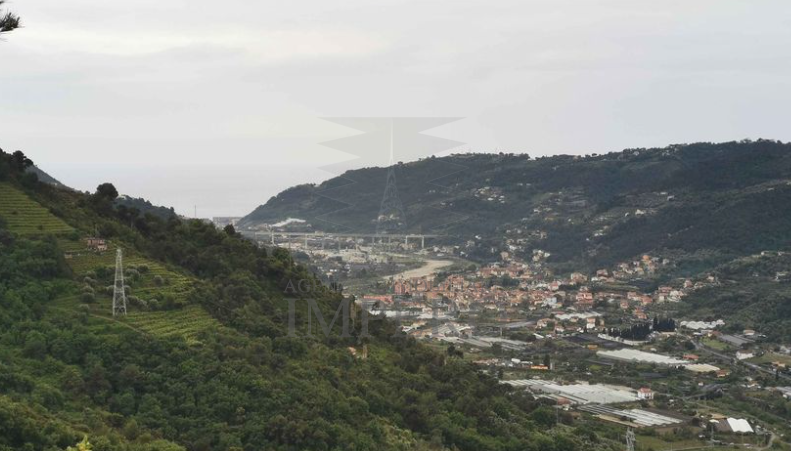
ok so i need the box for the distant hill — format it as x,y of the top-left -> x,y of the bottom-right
682,251 -> 791,342
24,165 -> 177,220
115,194 -> 177,220
27,164 -> 68,188
241,140 -> 791,274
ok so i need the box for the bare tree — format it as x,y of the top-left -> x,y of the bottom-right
0,1 -> 20,34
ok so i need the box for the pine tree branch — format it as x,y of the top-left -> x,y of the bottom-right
0,1 -> 21,34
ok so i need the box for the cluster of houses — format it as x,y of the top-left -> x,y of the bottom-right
360,251 -> 766,371
474,186 -> 507,204
378,255 -> 698,329
85,237 -> 108,252
63,236 -> 108,260
603,254 -> 671,280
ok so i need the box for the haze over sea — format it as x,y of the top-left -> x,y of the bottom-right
42,162 -> 331,218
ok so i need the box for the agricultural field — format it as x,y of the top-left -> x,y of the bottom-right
52,295 -> 221,345
60,238 -> 195,304
125,305 -> 221,345
748,352 -> 791,366
0,182 -> 73,235
701,338 -> 730,352
60,239 -> 122,275
54,238 -> 219,344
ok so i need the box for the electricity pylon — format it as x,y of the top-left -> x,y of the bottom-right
377,166 -> 406,234
112,248 -> 127,316
376,120 -> 406,235
625,428 -> 636,451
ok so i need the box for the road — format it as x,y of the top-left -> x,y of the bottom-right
693,341 -> 791,382
757,432 -> 776,451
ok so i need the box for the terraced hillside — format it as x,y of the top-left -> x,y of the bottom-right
0,175 -> 214,346
51,295 -> 221,345
0,182 -> 73,235
56,238 -> 215,344
60,239 -> 194,301
125,306 -> 221,345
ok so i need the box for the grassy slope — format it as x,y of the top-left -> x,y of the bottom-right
0,182 -> 73,235
54,237 -> 222,345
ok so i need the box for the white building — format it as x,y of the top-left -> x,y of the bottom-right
637,387 -> 654,400
736,351 -> 755,360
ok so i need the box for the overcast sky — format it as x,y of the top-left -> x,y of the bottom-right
2,0 -> 791,217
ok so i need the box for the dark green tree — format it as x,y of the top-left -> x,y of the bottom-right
94,183 -> 119,201
10,151 -> 33,172
0,1 -> 20,34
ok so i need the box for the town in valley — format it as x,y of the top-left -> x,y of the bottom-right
236,216 -> 791,450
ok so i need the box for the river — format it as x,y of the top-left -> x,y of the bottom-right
384,258 -> 455,280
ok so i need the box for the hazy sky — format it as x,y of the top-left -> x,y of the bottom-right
2,0 -> 791,217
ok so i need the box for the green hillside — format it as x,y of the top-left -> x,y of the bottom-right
124,306 -> 221,345
59,239 -> 195,304
681,252 -> 791,341
51,292 -> 222,346
240,140 -> 791,275
0,149 -> 606,450
0,182 -> 74,235
239,140 -> 791,343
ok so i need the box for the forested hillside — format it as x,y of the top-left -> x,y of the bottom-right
681,252 -> 791,342
0,149 -> 611,450
241,140 -> 791,274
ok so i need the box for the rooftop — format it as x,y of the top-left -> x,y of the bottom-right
597,349 -> 686,365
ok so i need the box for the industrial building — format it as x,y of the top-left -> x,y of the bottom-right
502,380 -> 637,404
597,349 -> 686,366
578,405 -> 685,428
685,363 -> 721,373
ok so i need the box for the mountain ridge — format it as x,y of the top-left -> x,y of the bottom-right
240,139 -> 791,276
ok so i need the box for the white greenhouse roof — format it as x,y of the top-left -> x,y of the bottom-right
597,349 -> 686,365
727,418 -> 754,434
